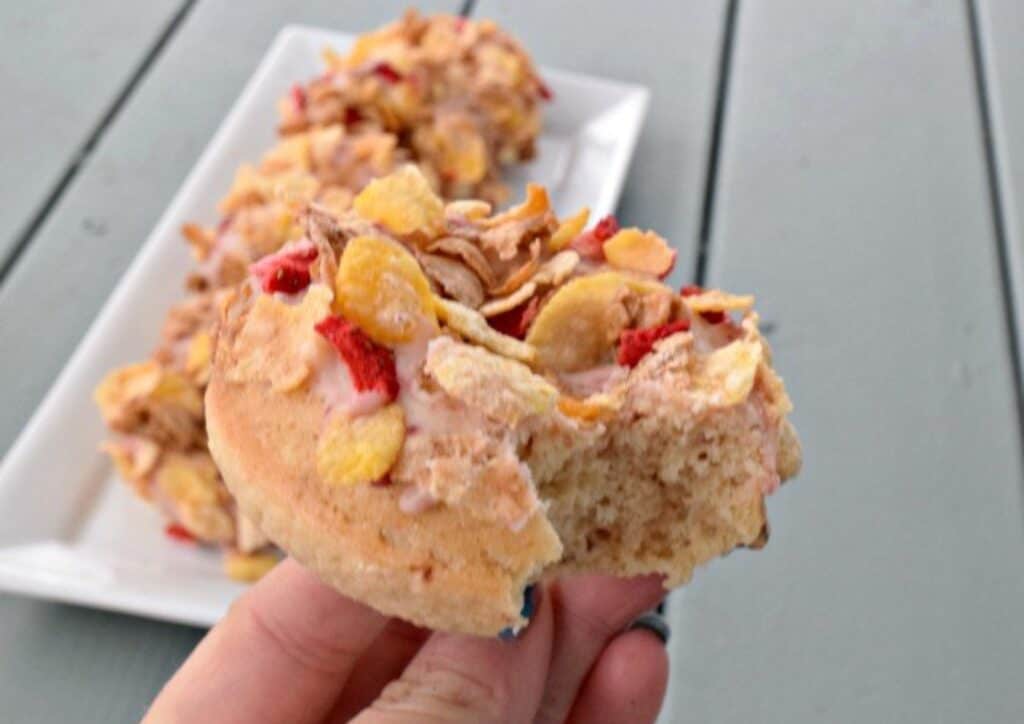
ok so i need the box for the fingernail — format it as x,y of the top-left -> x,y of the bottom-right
628,611 -> 671,645
498,584 -> 539,641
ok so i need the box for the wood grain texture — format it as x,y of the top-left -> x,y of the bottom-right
0,3 -> 457,723
474,0 -> 728,286
0,0 -> 187,267
672,1 -> 1024,722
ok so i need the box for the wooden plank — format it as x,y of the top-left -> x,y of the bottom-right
975,0 -> 1024,386
473,0 -> 728,280
468,6 -> 728,721
0,3 -> 459,723
0,597 -> 202,723
675,1 -> 1024,722
0,0 -> 187,267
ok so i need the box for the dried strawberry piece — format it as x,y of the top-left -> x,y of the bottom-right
251,242 -> 318,295
572,215 -> 619,261
537,79 -> 553,101
371,474 -> 393,488
344,106 -> 364,127
165,523 -> 195,543
372,62 -> 403,84
290,84 -> 307,111
700,310 -> 726,324
617,320 -> 691,367
680,284 -> 703,297
488,296 -> 541,340
315,315 -> 400,402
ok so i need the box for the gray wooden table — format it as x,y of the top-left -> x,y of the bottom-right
2,1 -> 1023,721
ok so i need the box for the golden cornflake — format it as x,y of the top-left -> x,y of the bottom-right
353,165 -> 444,236
228,285 -> 333,391
316,404 -> 406,486
434,297 -> 537,364
683,289 -> 755,314
603,228 -> 676,277
224,551 -> 280,582
334,235 -> 437,345
548,207 -> 590,251
526,272 -> 638,372
94,361 -> 203,424
425,337 -> 557,424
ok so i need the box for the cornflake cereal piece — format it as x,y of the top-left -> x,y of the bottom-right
697,336 -> 763,406
445,199 -> 492,221
557,393 -> 618,422
353,165 -> 444,236
185,331 -> 213,382
314,315 -> 400,402
434,297 -> 537,364
617,320 -> 691,367
334,235 -> 438,345
94,361 -> 203,424
417,252 -> 486,308
682,288 -> 756,314
425,336 -> 557,424
156,453 -> 221,507
485,183 -> 550,226
603,228 -> 677,277
316,403 -> 406,486
427,236 -> 497,288
526,271 -> 657,372
224,551 -> 280,582
479,281 -> 537,317
549,207 -> 590,251
102,437 -> 160,484
228,284 -> 333,391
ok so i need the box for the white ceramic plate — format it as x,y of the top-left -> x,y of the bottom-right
0,25 -> 649,627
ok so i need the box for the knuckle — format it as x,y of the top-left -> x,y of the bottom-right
369,657 -> 511,723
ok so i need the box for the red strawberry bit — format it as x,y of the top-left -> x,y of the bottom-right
537,79 -> 553,101
250,241 -> 318,295
680,284 -> 703,297
488,296 -> 541,340
700,310 -> 727,324
371,474 -> 393,488
165,523 -> 195,543
372,62 -> 403,84
290,84 -> 307,111
315,315 -> 400,402
572,214 -> 619,261
617,320 -> 691,368
344,106 -> 364,127
453,16 -> 467,32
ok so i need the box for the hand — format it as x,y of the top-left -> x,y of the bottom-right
145,559 -> 670,723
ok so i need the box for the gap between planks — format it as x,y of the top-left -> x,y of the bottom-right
0,0 -> 199,289
694,0 -> 739,286
966,0 -> 1024,472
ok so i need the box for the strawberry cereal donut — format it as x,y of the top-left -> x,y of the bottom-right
206,166 -> 801,635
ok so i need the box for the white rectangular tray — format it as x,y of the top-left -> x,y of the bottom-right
0,25 -> 649,627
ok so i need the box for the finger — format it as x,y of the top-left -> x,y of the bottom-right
146,559 -> 389,724
534,574 -> 666,724
328,619 -> 430,722
353,586 -> 553,723
566,626 -> 670,724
